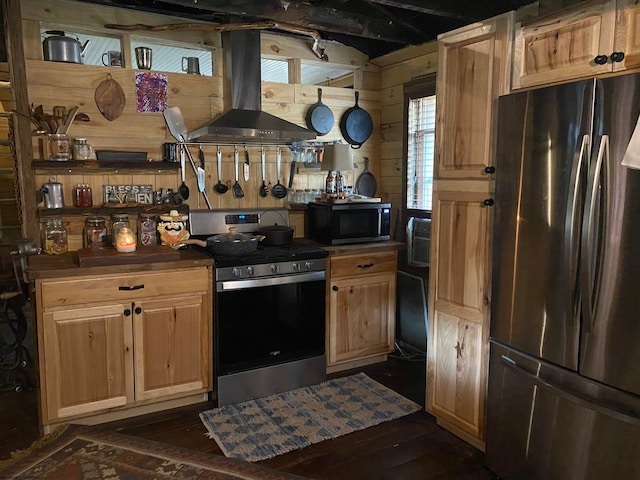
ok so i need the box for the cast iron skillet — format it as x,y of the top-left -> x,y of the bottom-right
305,88 -> 334,136
340,91 -> 373,149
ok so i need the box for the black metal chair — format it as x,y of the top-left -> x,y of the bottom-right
0,244 -> 32,392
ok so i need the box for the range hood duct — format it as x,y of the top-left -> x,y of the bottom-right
187,30 -> 316,144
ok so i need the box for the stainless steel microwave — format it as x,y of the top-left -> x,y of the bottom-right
307,202 -> 392,245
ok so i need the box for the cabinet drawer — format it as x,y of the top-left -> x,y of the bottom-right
40,267 -> 210,308
330,251 -> 397,278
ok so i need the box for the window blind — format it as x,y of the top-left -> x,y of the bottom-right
407,95 -> 436,211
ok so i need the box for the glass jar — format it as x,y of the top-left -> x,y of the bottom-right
42,217 -> 68,255
72,138 -> 94,160
84,216 -> 107,248
47,134 -> 70,161
138,214 -> 158,246
111,214 -> 130,247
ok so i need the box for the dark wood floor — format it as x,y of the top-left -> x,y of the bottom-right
1,350 -> 497,480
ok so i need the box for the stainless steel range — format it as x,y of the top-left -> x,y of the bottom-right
188,209 -> 328,406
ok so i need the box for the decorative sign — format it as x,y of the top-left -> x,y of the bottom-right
103,184 -> 153,204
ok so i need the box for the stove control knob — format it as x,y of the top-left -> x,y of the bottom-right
270,264 -> 280,274
232,267 -> 243,278
247,266 -> 255,276
292,263 -> 301,272
304,261 -> 314,271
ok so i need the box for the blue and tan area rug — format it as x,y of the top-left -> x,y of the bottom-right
199,372 -> 421,462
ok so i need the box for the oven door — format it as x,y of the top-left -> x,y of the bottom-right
215,272 -> 326,376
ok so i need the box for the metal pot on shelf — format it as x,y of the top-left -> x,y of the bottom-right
42,31 -> 90,64
36,179 -> 64,208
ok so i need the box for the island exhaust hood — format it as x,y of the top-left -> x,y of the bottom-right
187,30 -> 316,144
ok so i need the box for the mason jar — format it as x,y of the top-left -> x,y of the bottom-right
84,216 -> 107,248
138,213 -> 158,246
110,213 -> 130,247
47,133 -> 70,161
42,217 -> 68,255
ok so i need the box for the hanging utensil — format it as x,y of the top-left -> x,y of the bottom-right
232,146 -> 245,198
95,74 -> 125,121
259,146 -> 269,197
244,145 -> 250,182
178,147 -> 189,200
272,146 -> 287,199
356,156 -> 377,197
163,107 -> 212,208
340,91 -> 373,149
197,146 -> 207,206
214,146 -> 228,194
305,88 -> 334,136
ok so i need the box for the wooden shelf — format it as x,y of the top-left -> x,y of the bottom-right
38,204 -> 188,217
33,160 -> 179,174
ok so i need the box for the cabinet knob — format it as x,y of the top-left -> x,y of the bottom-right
610,51 -> 625,63
332,285 -> 339,291
124,308 -> 131,316
484,166 -> 496,174
594,55 -> 608,65
483,198 -> 495,207
135,306 -> 142,314
119,284 -> 144,291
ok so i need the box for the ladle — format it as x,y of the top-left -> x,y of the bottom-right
232,146 -> 245,198
271,146 -> 287,199
259,146 -> 269,197
214,145 -> 228,194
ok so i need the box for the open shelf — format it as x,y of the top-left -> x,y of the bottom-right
33,160 -> 179,174
38,204 -> 188,217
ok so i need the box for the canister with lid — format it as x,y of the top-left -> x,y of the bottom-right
72,138 -> 94,160
138,213 -> 158,246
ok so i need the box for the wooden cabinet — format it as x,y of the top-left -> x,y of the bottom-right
36,266 -> 212,426
436,13 -> 513,179
428,11 -> 512,449
326,250 -> 397,373
512,0 -> 640,90
427,187 -> 493,445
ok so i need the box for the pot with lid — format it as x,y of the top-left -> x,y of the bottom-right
42,31 -> 90,64
259,224 -> 294,246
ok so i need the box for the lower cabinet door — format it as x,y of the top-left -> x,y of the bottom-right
133,294 -> 210,401
42,304 -> 133,422
328,272 -> 396,365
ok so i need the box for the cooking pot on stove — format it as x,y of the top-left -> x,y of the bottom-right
259,224 -> 294,246
42,31 -> 91,64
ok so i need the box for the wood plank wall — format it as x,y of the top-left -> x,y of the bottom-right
372,42 -> 438,216
16,0 -> 381,247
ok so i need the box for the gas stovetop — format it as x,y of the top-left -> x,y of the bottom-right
187,208 -> 328,270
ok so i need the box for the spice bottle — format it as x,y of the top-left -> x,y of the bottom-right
42,217 -> 68,255
325,170 -> 335,194
84,216 -> 107,248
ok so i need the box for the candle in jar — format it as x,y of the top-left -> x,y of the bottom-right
116,227 -> 137,252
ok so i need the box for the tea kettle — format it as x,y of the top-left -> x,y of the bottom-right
37,178 -> 64,208
42,31 -> 90,64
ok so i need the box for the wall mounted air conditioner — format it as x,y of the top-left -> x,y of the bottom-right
407,217 -> 431,267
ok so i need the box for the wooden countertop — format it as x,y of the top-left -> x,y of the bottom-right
28,248 -> 213,280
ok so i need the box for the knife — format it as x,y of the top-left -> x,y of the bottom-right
244,145 -> 250,181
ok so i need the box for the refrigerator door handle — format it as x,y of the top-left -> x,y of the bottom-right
581,135 -> 609,333
500,354 -> 640,426
564,134 -> 590,325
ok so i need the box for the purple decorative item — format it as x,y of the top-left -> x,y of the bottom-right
135,72 -> 168,113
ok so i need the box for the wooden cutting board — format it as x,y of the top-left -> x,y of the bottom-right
95,74 -> 126,121
77,245 -> 180,266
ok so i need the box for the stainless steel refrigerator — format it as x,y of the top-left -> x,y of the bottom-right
486,73 -> 640,479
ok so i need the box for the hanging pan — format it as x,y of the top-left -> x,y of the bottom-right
340,91 -> 373,149
305,88 -> 334,136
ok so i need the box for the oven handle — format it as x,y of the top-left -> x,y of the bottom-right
217,271 -> 325,291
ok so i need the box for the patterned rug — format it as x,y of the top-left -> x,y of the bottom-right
199,372 -> 421,462
0,424 -> 309,479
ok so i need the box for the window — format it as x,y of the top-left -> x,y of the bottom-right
407,95 -> 436,211
403,75 -> 436,215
